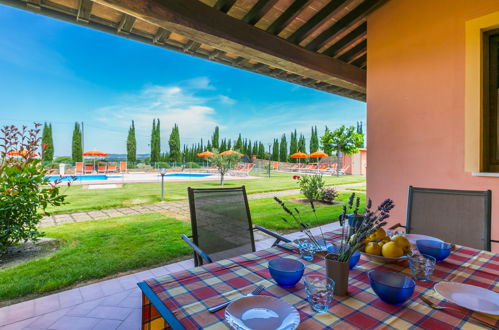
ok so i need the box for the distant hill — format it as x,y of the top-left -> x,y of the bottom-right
106,153 -> 150,160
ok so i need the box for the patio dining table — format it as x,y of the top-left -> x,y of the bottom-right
138,230 -> 499,329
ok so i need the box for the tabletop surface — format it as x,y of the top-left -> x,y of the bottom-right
142,231 -> 499,329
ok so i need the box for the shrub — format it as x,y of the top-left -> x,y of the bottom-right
321,187 -> 339,204
127,163 -> 138,169
184,162 -> 201,168
297,174 -> 325,201
137,163 -> 153,170
156,162 -> 171,169
54,156 -> 72,163
0,124 -> 66,254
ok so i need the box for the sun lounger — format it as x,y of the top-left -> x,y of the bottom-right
75,162 -> 83,175
84,163 -> 94,174
338,164 -> 350,175
107,162 -> 117,173
97,163 -> 107,173
119,161 -> 127,173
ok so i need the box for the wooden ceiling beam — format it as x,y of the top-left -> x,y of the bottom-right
25,0 -> 41,10
242,0 -> 278,25
266,0 -> 310,35
77,0 -> 93,23
287,0 -> 348,45
305,0 -> 386,51
93,0 -> 366,92
117,14 -> 135,34
213,0 -> 236,13
322,21 -> 366,56
350,53 -> 366,67
338,39 -> 366,62
153,28 -> 170,44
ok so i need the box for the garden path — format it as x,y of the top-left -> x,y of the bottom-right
39,182 -> 366,227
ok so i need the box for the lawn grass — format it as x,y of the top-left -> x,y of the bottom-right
49,172 -> 365,214
1,191 -> 366,303
250,192 -> 366,230
345,185 -> 366,191
0,213 -> 191,303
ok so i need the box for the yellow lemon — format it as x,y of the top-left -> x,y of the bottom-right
374,227 -> 387,240
391,235 -> 410,251
377,241 -> 385,249
365,242 -> 382,256
382,241 -> 404,258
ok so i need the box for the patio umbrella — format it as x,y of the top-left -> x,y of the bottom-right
6,150 -> 39,157
197,151 -> 215,157
220,150 -> 243,156
82,150 -> 108,168
290,152 -> 308,171
309,151 -> 328,158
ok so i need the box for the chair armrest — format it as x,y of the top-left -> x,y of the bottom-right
254,225 -> 291,246
180,234 -> 212,265
388,223 -> 406,230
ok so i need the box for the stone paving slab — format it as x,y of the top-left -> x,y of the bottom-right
39,182 -> 365,228
0,223 -> 340,329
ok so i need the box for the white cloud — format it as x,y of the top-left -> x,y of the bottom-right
218,95 -> 236,105
93,81 -> 222,152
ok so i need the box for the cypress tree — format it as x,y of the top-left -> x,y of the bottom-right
42,123 -> 54,161
150,119 -> 161,162
272,139 -> 279,161
127,120 -> 137,163
207,140 -> 212,151
169,124 -> 181,162
279,134 -> 287,162
227,139 -> 232,150
252,141 -> 258,156
356,121 -> 365,147
71,122 -> 82,162
234,134 -> 242,151
220,138 -> 227,151
289,130 -> 298,162
310,126 -> 319,153
212,126 -> 219,150
298,133 -> 306,153
258,142 -> 265,159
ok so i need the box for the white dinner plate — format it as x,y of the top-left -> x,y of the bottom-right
405,234 -> 442,246
434,282 -> 499,315
225,295 -> 300,330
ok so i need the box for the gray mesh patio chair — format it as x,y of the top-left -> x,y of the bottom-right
390,186 -> 496,251
181,186 -> 291,266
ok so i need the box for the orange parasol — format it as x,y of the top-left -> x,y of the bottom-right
197,151 -> 215,157
82,150 -> 108,157
309,151 -> 328,158
220,150 -> 243,156
290,152 -> 308,159
6,150 -> 39,157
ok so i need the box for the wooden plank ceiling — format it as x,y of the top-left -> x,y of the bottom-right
0,0 -> 387,101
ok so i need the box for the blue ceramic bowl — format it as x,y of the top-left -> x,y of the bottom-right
268,258 -> 305,288
416,240 -> 452,262
327,245 -> 361,270
368,270 -> 415,305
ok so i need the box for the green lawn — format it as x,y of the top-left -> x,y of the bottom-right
49,173 -> 365,214
2,191 -> 365,303
250,192 -> 366,230
0,213 -> 191,303
346,185 -> 366,192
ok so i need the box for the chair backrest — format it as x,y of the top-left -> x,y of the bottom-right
406,186 -> 492,250
119,161 -> 127,172
75,162 -> 83,173
188,186 -> 256,263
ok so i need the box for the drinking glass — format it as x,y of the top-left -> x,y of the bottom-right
304,275 -> 334,313
408,254 -> 436,281
296,238 -> 316,261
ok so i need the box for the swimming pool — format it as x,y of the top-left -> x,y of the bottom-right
45,175 -> 122,182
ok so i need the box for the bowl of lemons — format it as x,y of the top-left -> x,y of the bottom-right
360,228 -> 411,264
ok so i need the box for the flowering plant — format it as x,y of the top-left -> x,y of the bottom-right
274,197 -> 328,251
332,193 -> 395,262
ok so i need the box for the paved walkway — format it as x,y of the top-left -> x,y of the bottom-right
0,223 -> 342,330
40,182 -> 366,227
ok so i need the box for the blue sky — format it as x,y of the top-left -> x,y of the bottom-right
0,5 -> 365,156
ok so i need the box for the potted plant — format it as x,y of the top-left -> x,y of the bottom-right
325,193 -> 394,295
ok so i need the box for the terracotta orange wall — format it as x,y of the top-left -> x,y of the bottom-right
367,0 -> 499,251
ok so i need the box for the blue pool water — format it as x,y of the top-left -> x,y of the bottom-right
45,175 -> 122,182
163,173 -> 211,177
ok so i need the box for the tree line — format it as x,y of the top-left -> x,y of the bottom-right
40,120 -> 364,163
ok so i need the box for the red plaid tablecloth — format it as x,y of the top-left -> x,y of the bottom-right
140,231 -> 499,329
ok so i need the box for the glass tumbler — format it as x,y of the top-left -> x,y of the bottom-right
304,275 -> 334,313
408,254 -> 436,281
296,238 -> 316,261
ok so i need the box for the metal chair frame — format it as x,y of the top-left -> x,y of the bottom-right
390,186 -> 496,251
181,186 -> 291,266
